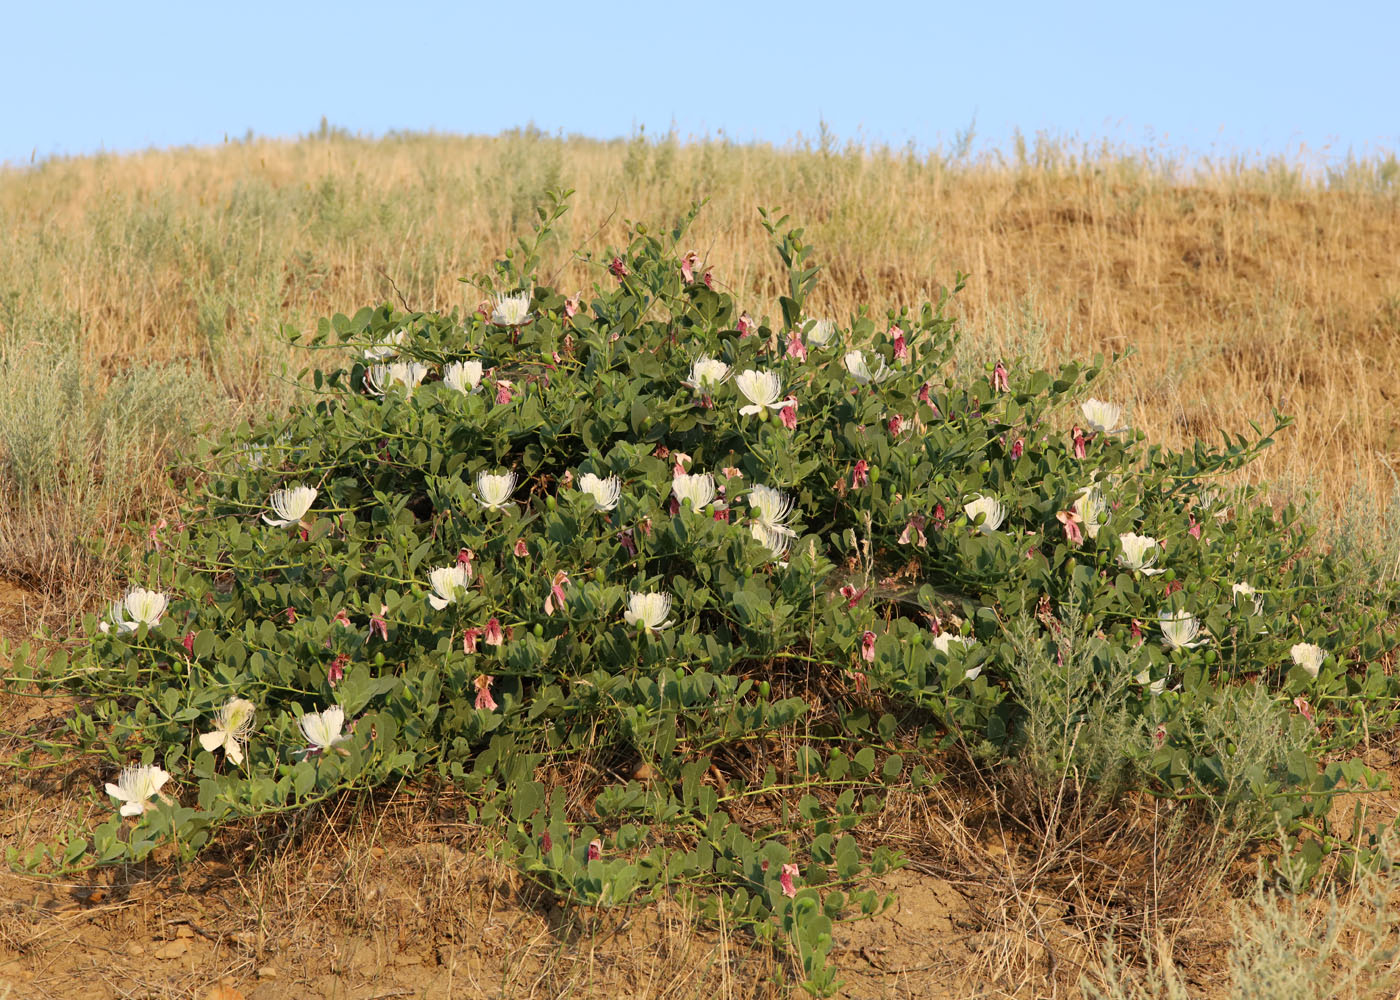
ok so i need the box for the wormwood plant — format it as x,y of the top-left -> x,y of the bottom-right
7,194 -> 1400,993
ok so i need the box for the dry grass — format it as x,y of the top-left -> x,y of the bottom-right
1,132 -> 1398,626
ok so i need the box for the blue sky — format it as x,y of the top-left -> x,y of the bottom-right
3,0 -> 1396,166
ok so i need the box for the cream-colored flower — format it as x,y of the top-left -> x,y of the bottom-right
100,587 -> 169,635
475,471 -> 517,510
363,328 -> 407,361
623,591 -> 673,632
427,565 -> 472,610
683,358 -> 731,391
672,472 -> 716,510
843,350 -> 894,385
263,485 -> 318,527
1159,609 -> 1205,651
805,319 -> 837,348
1232,582 -> 1265,616
1116,533 -> 1165,575
1080,398 -> 1127,435
298,705 -> 348,755
490,289 -> 533,327
735,369 -> 785,416
578,472 -> 622,511
1135,668 -> 1168,697
748,484 -> 798,556
105,764 -> 170,817
198,697 -> 256,766
963,495 -> 1006,534
1290,642 -> 1326,679
1073,486 -> 1108,540
443,360 -> 484,393
365,360 -> 429,396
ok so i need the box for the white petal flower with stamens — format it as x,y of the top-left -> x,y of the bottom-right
749,485 -> 798,539
101,587 -> 168,635
1116,533 -> 1165,575
963,495 -> 1006,534
443,360 -> 484,393
933,634 -> 977,655
1073,486 -> 1108,540
843,350 -> 894,385
623,591 -> 673,632
672,473 -> 716,510
1159,609 -> 1205,651
363,328 -> 407,361
1135,668 -> 1168,697
105,764 -> 170,817
298,705 -> 347,756
578,472 -> 622,512
427,565 -> 472,610
491,289 -> 533,327
198,697 -> 256,766
734,369 -> 784,416
1080,398 -> 1127,435
683,358 -> 731,391
1232,582 -> 1265,616
1290,642 -> 1326,679
475,471 -> 517,510
263,485 -> 318,527
365,360 -> 429,397
806,319 -> 837,348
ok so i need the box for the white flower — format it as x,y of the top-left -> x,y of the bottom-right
363,328 -> 407,361
365,360 -> 429,397
105,764 -> 170,817
734,369 -> 785,416
578,472 -> 622,512
843,350 -> 894,385
1290,642 -> 1326,679
427,565 -> 472,610
100,587 -> 169,635
298,705 -> 348,755
263,485 -> 318,527
476,470 -> 518,510
1117,533 -> 1165,575
963,495 -> 1006,534
198,697 -> 256,766
1073,486 -> 1108,540
624,591 -> 673,632
1232,582 -> 1265,616
490,289 -> 533,327
806,319 -> 837,348
443,360 -> 484,393
683,357 -> 731,391
748,484 -> 799,556
1159,609 -> 1205,651
1135,669 -> 1168,697
1080,398 -> 1127,435
932,633 -> 977,655
672,472 -> 716,510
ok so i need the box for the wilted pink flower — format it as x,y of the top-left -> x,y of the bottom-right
541,830 -> 552,852
369,606 -> 389,642
609,256 -> 628,279
1129,620 -> 1143,645
638,517 -> 653,538
860,630 -> 877,663
544,570 -> 570,616
1072,426 -> 1089,460
284,606 -> 298,624
618,529 -> 637,555
462,627 -> 482,654
891,327 -> 908,362
932,504 -> 947,529
671,451 -> 692,476
1011,437 -> 1024,459
839,585 -> 868,608
564,293 -> 582,319
786,332 -> 807,361
485,618 -> 505,646
1057,509 -> 1084,547
681,250 -> 699,284
898,514 -> 928,548
702,267 -> 715,290
780,398 -> 798,430
457,548 -> 475,576
848,669 -> 869,693
1294,696 -> 1315,723
148,518 -> 167,551
1188,515 -> 1202,540
182,631 -> 196,657
495,380 -> 514,405
737,313 -> 756,338
328,653 -> 349,687
779,863 -> 799,898
667,496 -> 680,516
1164,579 -> 1183,596
992,361 -> 1009,393
474,674 -> 497,711
852,460 -> 869,488
918,382 -> 932,405
587,839 -> 602,862
888,414 -> 905,437
333,609 -> 352,629
514,537 -> 529,558
1153,724 -> 1167,749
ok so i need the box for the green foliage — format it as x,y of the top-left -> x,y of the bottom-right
8,196 -> 1400,992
